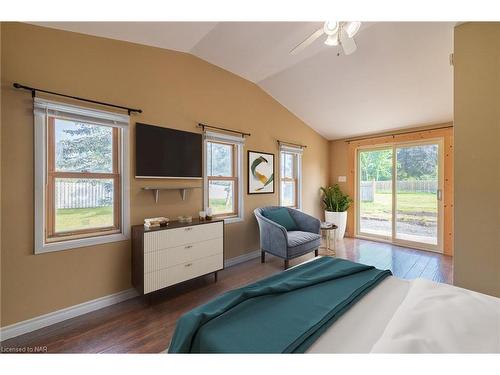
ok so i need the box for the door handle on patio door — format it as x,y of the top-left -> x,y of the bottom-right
437,189 -> 443,201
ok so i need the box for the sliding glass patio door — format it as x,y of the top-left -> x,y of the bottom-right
356,141 -> 443,252
358,147 -> 393,239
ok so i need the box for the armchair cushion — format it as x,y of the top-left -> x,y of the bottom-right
286,231 -> 322,258
262,207 -> 298,231
287,231 -> 321,247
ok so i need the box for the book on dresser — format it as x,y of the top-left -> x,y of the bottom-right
131,218 -> 224,295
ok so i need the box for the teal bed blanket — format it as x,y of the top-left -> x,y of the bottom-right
168,257 -> 392,353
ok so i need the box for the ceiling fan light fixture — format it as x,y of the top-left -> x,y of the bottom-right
345,21 -> 362,38
323,21 -> 339,36
324,34 -> 339,46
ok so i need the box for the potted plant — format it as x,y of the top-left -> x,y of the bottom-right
320,184 -> 353,239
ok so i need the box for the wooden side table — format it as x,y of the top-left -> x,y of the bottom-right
320,224 -> 338,256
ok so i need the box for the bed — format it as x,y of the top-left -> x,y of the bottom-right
168,257 -> 500,353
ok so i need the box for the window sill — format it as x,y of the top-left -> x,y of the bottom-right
223,216 -> 244,224
281,205 -> 302,211
35,232 -> 129,254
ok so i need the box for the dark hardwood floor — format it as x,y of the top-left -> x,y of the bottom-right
1,238 -> 452,353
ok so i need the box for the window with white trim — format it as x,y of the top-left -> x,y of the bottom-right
204,131 -> 244,222
279,144 -> 303,209
34,98 -> 130,253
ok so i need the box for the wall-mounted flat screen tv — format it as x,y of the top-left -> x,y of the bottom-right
135,123 -> 202,179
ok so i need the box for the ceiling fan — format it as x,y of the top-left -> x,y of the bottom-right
290,21 -> 362,56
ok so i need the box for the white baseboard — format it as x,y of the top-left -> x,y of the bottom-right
1,251 -> 261,342
0,288 -> 138,342
224,249 -> 261,268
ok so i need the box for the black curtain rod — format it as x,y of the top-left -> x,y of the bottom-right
277,140 -> 307,149
13,83 -> 143,115
198,123 -> 250,137
344,125 -> 453,143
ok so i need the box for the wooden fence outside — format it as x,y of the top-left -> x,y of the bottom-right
56,180 -> 113,209
360,181 -> 376,201
375,180 -> 438,193
361,180 -> 438,202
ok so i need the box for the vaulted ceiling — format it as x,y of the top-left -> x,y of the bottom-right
30,22 -> 454,139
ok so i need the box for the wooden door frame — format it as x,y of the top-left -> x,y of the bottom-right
347,125 -> 454,255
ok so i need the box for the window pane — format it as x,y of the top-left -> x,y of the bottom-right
281,153 -> 294,178
280,152 -> 284,176
54,178 -> 114,233
358,148 -> 393,237
281,180 -> 295,207
54,118 -> 113,173
209,180 -> 234,215
395,144 -> 439,245
207,142 -> 232,177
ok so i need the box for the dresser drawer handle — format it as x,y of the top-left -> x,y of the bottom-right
185,245 -> 193,249
185,227 -> 193,231
185,263 -> 193,267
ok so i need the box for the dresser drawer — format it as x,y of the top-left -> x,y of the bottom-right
144,221 -> 223,253
166,222 -> 223,248
144,237 -> 223,273
144,254 -> 223,293
165,254 -> 223,287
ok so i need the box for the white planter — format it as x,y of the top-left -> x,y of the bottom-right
324,211 -> 348,239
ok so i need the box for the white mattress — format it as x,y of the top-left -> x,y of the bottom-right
370,278 -> 500,353
307,276 -> 410,353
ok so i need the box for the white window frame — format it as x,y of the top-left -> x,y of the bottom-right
34,98 -> 130,254
279,144 -> 303,210
203,131 -> 244,224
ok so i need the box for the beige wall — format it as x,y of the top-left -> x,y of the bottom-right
328,140 -> 350,233
0,23 -> 329,326
328,140 -> 349,192
453,23 -> 500,297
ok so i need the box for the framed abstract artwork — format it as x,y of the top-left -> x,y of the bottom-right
248,150 -> 275,194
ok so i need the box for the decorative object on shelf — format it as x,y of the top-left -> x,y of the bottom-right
177,216 -> 193,223
199,211 -> 206,221
248,150 -> 274,194
144,217 -> 169,228
206,207 -> 213,220
141,186 -> 201,203
320,184 -> 353,239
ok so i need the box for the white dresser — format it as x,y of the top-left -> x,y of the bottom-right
132,219 -> 224,294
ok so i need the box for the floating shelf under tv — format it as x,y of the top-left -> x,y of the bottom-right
142,186 -> 201,203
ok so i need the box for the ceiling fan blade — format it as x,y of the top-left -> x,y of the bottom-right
290,27 -> 324,55
340,32 -> 357,55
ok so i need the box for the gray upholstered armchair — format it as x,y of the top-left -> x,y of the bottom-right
254,206 -> 321,269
